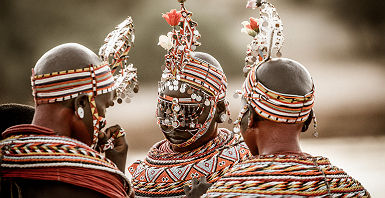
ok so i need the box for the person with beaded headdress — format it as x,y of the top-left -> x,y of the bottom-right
0,17 -> 138,198
195,0 -> 370,197
128,0 -> 250,197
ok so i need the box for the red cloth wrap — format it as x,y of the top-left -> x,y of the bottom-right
1,167 -> 128,198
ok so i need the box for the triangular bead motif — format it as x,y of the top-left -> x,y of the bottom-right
166,164 -> 192,181
154,171 -> 172,183
219,147 -> 239,162
194,156 -> 217,175
88,95 -> 99,149
132,162 -> 146,179
145,167 -> 164,182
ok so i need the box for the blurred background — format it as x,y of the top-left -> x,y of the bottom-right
1,0 -> 384,196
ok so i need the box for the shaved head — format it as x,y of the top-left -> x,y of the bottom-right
34,43 -> 102,75
191,51 -> 223,71
257,58 -> 313,95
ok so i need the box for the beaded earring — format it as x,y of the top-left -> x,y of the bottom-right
219,112 -> 227,123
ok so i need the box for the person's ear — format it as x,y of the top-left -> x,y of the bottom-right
215,100 -> 226,123
301,110 -> 313,132
74,94 -> 89,119
248,109 -> 257,128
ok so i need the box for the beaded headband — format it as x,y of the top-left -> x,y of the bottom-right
234,0 -> 317,136
31,63 -> 114,104
239,67 -> 315,123
157,0 -> 229,148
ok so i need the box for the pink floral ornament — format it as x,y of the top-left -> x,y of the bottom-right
241,17 -> 259,37
162,9 -> 182,27
249,17 -> 259,31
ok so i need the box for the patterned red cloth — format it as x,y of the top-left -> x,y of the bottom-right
128,129 -> 250,197
0,124 -> 130,198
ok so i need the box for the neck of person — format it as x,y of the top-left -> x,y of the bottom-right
256,121 -> 303,156
32,103 -> 73,137
171,123 -> 219,153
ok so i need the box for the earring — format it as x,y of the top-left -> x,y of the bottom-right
77,107 -> 84,119
301,124 -> 308,132
312,113 -> 318,137
219,112 -> 227,123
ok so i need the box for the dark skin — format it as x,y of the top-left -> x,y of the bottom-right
3,43 -> 130,198
158,52 -> 226,152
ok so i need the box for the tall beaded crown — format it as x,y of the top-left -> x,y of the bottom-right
241,0 -> 284,75
156,0 -> 229,148
157,0 -> 227,104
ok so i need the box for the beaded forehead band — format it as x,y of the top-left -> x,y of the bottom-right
31,63 -> 114,104
234,0 -> 317,136
157,0 -> 229,148
240,67 -> 315,123
31,17 -> 138,149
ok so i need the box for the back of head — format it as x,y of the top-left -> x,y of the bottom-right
235,57 -> 315,133
31,43 -> 111,106
233,0 -> 316,135
0,103 -> 34,133
30,18 -> 138,149
30,43 -> 113,148
191,51 -> 223,72
248,57 -> 314,123
34,43 -> 102,75
257,58 -> 313,96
